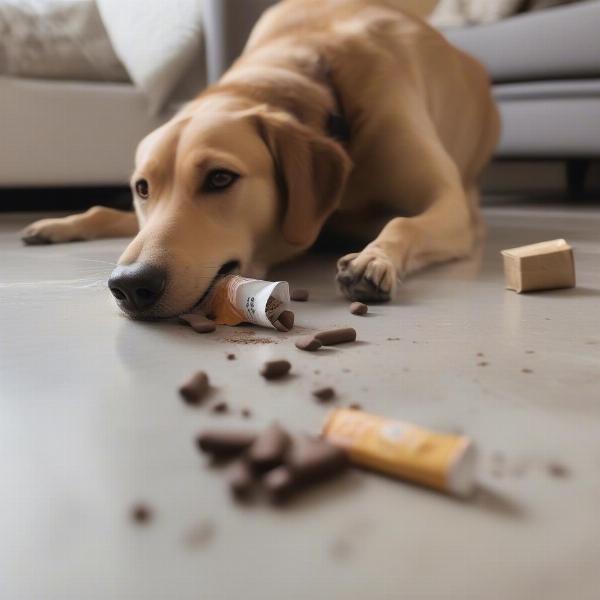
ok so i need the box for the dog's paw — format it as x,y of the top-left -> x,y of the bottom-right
21,218 -> 83,245
336,246 -> 397,302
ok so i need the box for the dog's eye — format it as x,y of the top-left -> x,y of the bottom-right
203,169 -> 239,192
135,179 -> 150,199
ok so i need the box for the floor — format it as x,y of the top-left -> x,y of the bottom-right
1,204 -> 600,600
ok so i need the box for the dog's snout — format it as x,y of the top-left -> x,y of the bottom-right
108,263 -> 166,313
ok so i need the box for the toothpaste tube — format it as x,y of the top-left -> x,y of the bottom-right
200,275 -> 292,330
322,408 -> 477,497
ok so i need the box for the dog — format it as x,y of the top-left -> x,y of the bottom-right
22,0 -> 499,319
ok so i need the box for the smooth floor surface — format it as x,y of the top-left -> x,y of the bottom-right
1,204 -> 600,600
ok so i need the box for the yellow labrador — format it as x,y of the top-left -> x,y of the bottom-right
22,0 -> 499,318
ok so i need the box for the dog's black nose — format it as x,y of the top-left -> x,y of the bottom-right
108,263 -> 166,313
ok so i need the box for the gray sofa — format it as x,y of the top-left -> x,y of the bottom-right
205,0 -> 600,192
1,0 -> 598,190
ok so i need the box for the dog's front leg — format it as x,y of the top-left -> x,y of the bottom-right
22,206 -> 139,245
336,186 -> 476,302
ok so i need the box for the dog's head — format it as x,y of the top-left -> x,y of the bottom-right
108,99 -> 350,318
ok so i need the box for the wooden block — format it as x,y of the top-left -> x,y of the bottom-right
501,239 -> 575,293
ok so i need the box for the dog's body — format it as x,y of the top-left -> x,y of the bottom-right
23,0 -> 499,316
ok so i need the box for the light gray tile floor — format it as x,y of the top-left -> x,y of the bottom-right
1,205 -> 599,600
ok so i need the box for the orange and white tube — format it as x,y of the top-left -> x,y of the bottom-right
322,408 -> 477,497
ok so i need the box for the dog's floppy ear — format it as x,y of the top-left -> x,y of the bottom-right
257,110 -> 351,246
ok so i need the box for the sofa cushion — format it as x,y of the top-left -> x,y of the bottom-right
444,0 -> 600,83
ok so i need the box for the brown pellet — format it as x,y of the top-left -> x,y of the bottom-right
179,314 -> 216,333
248,422 -> 291,473
348,403 -> 362,410
130,503 -> 153,525
179,371 -> 210,405
314,328 -> 356,346
260,359 -> 291,380
196,428 -> 258,457
290,288 -> 309,302
312,387 -> 336,402
295,336 -> 322,352
264,436 -> 348,504
211,401 -> 229,414
226,353 -> 236,360
241,407 -> 252,418
227,460 -> 255,500
277,310 -> 295,331
350,302 -> 368,316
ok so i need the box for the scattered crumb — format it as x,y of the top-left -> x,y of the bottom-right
477,352 -> 484,357
313,387 -> 336,402
477,361 -> 489,367
314,370 -> 321,375
547,462 -> 569,479
387,337 -> 401,341
525,350 -> 535,354
342,368 -> 351,373
226,353 -> 236,360
223,336 -> 276,345
241,408 -> 252,418
348,403 -> 362,410
184,519 -> 216,549
130,503 -> 153,525
521,368 -> 533,374
212,402 -> 228,414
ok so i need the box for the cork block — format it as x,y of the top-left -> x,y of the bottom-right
501,239 -> 575,293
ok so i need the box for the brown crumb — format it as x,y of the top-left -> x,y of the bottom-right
212,402 -> 228,414
387,337 -> 401,341
241,408 -> 252,418
348,403 -> 362,410
477,361 -> 489,367
342,368 -> 351,373
477,352 -> 484,357
312,387 -> 336,402
130,503 -> 153,525
525,350 -> 535,354
226,353 -> 236,360
521,368 -> 533,374
547,462 -> 569,478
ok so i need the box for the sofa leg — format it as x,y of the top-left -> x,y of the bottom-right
566,159 -> 590,196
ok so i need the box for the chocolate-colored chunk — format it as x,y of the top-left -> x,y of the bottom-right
348,403 -> 362,410
226,353 -> 236,360
314,328 -> 356,346
277,310 -> 295,331
264,436 -> 348,503
548,462 -> 569,478
312,387 -> 336,402
179,314 -> 216,333
241,407 -> 252,418
211,401 -> 228,414
179,371 -> 210,404
350,302 -> 368,316
260,359 -> 291,380
295,336 -> 322,352
227,460 -> 256,500
196,428 -> 258,457
291,288 -> 309,302
263,466 -> 294,504
130,503 -> 153,524
248,422 -> 291,473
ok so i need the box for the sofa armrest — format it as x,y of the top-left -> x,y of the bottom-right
202,0 -> 279,84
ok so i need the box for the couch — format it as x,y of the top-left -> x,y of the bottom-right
1,0 -> 598,190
